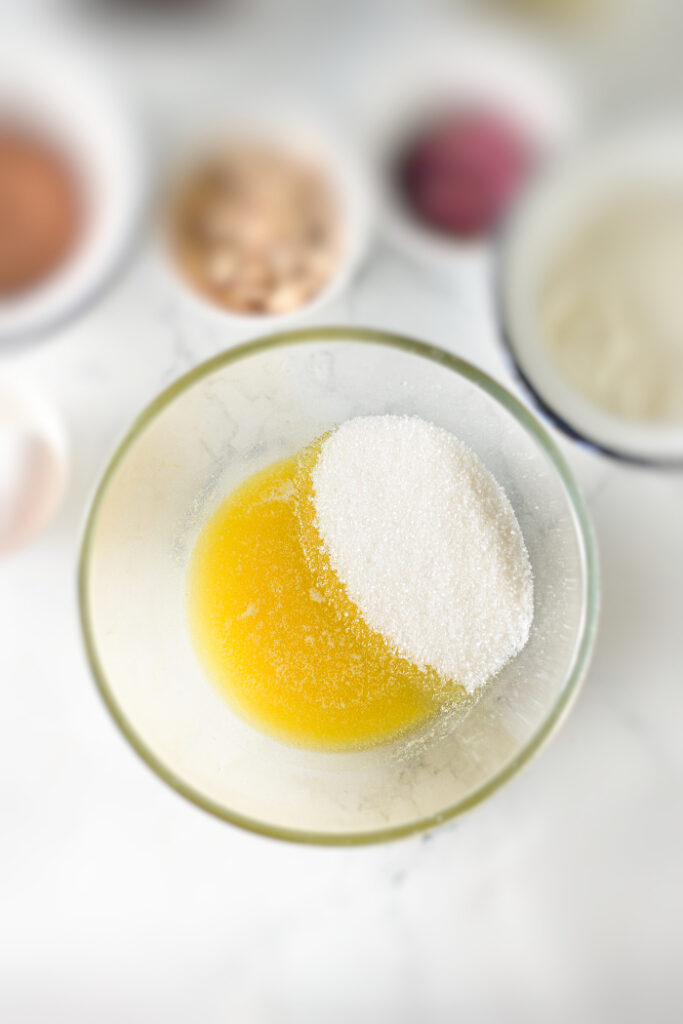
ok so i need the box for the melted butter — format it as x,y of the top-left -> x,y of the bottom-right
187,445 -> 465,750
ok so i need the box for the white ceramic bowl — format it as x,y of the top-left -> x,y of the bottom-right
499,119 -> 683,467
0,373 -> 68,554
0,35 -> 146,347
158,113 -> 373,329
361,21 -> 579,275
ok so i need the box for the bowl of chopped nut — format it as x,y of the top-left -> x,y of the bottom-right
160,114 -> 372,327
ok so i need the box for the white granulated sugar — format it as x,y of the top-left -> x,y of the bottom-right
311,415 -> 534,693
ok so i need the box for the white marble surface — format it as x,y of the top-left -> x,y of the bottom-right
2,3 -> 683,1022
2,239 -> 682,1023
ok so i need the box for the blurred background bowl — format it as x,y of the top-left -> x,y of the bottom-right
0,35 -> 147,347
360,19 -> 580,276
0,373 -> 67,554
158,111 -> 373,330
79,327 -> 598,844
498,118 -> 683,466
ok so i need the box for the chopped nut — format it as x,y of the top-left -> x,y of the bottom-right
266,277 -> 314,314
171,142 -> 341,315
205,249 -> 238,286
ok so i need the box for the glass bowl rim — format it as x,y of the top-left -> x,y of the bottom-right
78,326 -> 600,846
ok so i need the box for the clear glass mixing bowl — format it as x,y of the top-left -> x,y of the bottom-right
78,328 -> 599,844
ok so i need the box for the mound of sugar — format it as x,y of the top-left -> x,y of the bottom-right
311,415 -> 533,693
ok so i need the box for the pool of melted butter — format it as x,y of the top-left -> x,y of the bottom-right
187,443 -> 466,750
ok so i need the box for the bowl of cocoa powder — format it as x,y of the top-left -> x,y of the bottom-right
0,35 -> 145,345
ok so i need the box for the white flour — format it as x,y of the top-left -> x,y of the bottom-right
311,415 -> 533,693
540,189 -> 683,423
